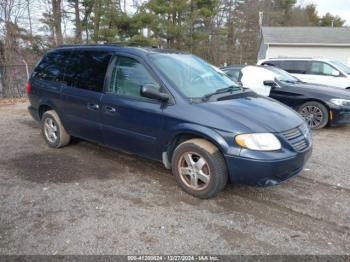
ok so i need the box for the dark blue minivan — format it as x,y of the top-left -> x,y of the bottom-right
27,45 -> 312,198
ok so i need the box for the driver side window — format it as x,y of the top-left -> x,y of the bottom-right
109,56 -> 160,98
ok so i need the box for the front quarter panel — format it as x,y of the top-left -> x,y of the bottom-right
162,121 -> 238,157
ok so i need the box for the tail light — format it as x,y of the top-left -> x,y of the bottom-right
26,82 -> 31,94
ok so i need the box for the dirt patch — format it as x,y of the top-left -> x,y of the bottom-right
0,98 -> 28,105
4,152 -> 124,184
18,118 -> 40,129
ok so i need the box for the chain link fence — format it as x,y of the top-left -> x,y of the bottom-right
0,63 -> 34,98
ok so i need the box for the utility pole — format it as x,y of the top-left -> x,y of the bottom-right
259,11 -> 264,28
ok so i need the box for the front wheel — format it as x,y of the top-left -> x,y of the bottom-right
171,139 -> 228,199
298,101 -> 329,129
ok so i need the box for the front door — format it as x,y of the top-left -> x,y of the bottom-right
269,85 -> 303,110
101,55 -> 165,160
306,61 -> 344,87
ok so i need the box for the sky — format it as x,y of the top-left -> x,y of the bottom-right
298,0 -> 350,25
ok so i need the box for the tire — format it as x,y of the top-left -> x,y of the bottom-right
171,138 -> 228,199
41,110 -> 70,148
298,101 -> 329,130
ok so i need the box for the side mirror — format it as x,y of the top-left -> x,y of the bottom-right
141,84 -> 169,102
263,80 -> 278,88
331,70 -> 340,77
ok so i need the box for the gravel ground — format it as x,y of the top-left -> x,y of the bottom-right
0,103 -> 349,255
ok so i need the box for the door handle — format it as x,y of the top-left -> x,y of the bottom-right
87,103 -> 100,111
104,106 -> 117,114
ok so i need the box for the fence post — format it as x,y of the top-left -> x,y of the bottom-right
22,60 -> 29,80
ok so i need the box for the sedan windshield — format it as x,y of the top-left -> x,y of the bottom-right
331,60 -> 350,74
267,66 -> 301,83
149,53 -> 241,99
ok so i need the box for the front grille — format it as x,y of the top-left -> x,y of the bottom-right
282,124 -> 311,152
283,128 -> 302,140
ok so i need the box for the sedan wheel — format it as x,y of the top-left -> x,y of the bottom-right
298,101 -> 329,129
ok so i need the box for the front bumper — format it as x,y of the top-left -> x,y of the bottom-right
224,146 -> 312,186
329,107 -> 350,127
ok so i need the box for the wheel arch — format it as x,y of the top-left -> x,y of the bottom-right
164,124 -> 230,166
37,99 -> 60,120
296,98 -> 330,113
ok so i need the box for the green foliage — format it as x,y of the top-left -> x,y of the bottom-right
305,4 -> 319,25
319,13 -> 345,27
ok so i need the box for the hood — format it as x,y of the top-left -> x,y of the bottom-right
285,81 -> 350,99
193,91 -> 304,133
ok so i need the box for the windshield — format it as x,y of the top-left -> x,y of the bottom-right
149,53 -> 240,98
267,66 -> 300,83
331,60 -> 350,74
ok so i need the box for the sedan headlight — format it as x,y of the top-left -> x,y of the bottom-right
330,98 -> 350,107
235,133 -> 281,151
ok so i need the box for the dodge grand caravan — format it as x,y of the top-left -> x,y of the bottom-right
28,45 -> 312,198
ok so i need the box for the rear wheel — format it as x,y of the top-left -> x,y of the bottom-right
41,110 -> 70,148
171,139 -> 228,199
298,101 -> 329,129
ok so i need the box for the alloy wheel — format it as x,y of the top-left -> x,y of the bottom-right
177,152 -> 211,191
300,105 -> 324,129
44,117 -> 58,143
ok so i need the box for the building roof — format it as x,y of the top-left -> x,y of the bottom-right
262,26 -> 350,46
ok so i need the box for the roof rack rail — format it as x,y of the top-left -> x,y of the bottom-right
58,44 -> 107,48
268,56 -> 321,59
105,42 -> 161,48
58,42 -> 163,48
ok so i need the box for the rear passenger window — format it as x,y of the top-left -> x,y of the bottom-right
263,61 -> 283,67
108,56 -> 160,98
64,51 -> 111,92
33,51 -> 70,82
281,61 -> 308,74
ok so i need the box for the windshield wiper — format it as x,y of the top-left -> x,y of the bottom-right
202,86 -> 239,101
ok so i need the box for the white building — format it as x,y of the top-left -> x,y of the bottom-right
258,27 -> 350,65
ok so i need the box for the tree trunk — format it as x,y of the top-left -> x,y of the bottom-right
93,1 -> 101,42
74,0 -> 82,42
52,0 -> 63,45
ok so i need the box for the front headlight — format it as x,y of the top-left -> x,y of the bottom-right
330,98 -> 350,107
235,133 -> 281,151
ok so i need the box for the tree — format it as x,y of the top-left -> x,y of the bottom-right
319,12 -> 345,27
67,0 -> 82,42
305,4 -> 319,26
52,0 -> 63,45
